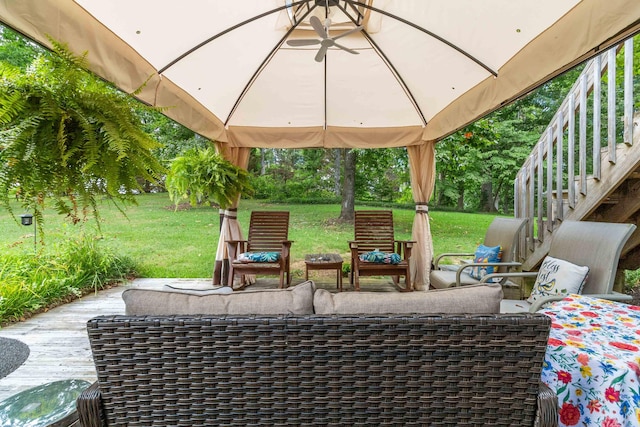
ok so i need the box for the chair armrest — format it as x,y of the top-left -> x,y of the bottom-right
593,291 -> 633,302
536,382 -> 558,427
479,271 -> 538,283
225,240 -> 247,262
433,252 -> 474,269
348,241 -> 360,267
455,262 -> 523,286
76,382 -> 104,427
394,240 -> 415,260
226,239 -> 247,244
280,240 -> 293,260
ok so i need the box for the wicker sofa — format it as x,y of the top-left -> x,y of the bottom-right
78,282 -> 557,426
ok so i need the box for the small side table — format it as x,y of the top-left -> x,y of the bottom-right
305,253 -> 343,291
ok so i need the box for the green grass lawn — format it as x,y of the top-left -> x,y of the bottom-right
0,193 -> 498,278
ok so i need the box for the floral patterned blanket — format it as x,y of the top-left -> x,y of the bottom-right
541,295 -> 640,427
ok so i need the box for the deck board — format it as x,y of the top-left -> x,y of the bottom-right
0,276 -> 397,401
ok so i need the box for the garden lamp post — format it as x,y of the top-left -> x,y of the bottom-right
20,213 -> 36,253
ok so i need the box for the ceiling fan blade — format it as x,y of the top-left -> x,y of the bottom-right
309,16 -> 328,39
334,42 -> 359,55
332,25 -> 363,41
287,39 -> 321,46
315,45 -> 329,62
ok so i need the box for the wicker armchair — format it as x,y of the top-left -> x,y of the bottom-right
78,314 -> 557,426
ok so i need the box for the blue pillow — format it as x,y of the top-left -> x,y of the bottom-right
359,251 -> 401,265
468,244 -> 502,280
237,252 -> 281,263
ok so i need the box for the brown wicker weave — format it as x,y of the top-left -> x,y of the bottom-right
78,314 -> 557,427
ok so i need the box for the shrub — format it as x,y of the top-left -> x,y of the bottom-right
249,175 -> 279,200
342,263 -> 351,277
0,234 -> 135,324
625,269 -> 640,293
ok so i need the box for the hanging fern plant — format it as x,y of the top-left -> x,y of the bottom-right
166,147 -> 252,210
0,40 -> 165,231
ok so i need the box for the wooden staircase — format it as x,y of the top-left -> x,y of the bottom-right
514,36 -> 640,281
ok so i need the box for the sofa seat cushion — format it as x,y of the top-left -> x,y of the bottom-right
123,280 -> 315,315
313,283 -> 502,314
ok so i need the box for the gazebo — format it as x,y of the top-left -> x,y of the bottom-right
1,0 -> 638,289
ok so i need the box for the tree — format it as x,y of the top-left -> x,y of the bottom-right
165,147 -> 252,209
355,148 -> 411,203
0,41 -> 165,232
433,65 -> 584,212
247,148 -> 338,201
333,149 -> 341,196
0,25 -> 42,69
138,109 -> 208,166
435,135 -> 483,210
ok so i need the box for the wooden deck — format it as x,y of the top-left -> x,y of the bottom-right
0,276 -> 398,401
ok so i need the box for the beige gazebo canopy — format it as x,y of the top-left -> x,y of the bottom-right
1,0 -> 638,288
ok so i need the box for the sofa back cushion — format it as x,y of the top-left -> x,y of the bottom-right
123,280 -> 315,315
313,283 -> 502,314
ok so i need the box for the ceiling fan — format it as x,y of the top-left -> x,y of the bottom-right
287,15 -> 363,62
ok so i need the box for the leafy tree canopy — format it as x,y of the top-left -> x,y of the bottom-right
0,26 -> 42,69
0,40 -> 166,230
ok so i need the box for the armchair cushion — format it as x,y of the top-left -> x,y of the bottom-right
469,244 -> 502,280
358,250 -> 401,264
527,256 -> 589,304
237,251 -> 281,263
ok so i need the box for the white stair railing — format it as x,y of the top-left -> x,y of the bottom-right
514,36 -> 637,267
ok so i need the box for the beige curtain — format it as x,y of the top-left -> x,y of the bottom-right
212,144 -> 251,286
407,142 -> 437,291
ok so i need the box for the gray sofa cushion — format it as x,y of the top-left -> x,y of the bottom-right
123,280 -> 316,315
313,283 -> 503,314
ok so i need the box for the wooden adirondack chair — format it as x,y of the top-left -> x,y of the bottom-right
226,211 -> 292,289
349,210 -> 414,291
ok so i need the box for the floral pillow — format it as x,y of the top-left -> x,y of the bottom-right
359,251 -> 401,265
527,256 -> 589,304
468,244 -> 502,280
237,251 -> 281,263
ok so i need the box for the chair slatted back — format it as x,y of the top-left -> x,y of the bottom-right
354,210 -> 395,254
247,211 -> 290,252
